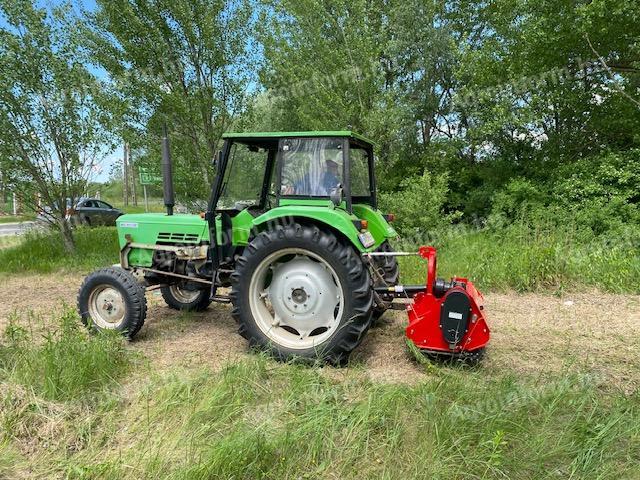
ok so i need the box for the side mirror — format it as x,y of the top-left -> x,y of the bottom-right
330,184 -> 344,207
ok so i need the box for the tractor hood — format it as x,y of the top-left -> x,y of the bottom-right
116,213 -> 208,249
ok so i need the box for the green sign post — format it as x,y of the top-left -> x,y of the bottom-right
138,167 -> 161,212
139,167 -> 161,185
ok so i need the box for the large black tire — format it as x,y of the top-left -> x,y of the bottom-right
371,241 -> 399,322
161,285 -> 211,311
230,223 -> 374,365
77,267 -> 147,339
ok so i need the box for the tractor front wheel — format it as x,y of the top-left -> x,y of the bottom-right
77,267 -> 147,339
161,284 -> 211,311
230,224 -> 374,365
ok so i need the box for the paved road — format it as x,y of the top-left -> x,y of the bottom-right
0,221 -> 36,236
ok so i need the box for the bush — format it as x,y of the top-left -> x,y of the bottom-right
490,178 -> 549,222
489,150 -> 640,238
379,172 -> 460,236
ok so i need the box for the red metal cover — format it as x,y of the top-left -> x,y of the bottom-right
405,247 -> 490,353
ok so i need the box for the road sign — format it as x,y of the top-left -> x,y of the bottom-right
139,167 -> 161,185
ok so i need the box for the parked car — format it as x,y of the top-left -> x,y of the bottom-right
37,198 -> 123,227
69,198 -> 123,226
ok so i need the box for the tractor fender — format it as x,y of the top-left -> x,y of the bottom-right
249,208 -> 372,252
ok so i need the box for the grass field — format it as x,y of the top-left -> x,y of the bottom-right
0,215 -> 33,224
0,236 -> 24,250
0,305 -> 638,479
0,227 -> 118,274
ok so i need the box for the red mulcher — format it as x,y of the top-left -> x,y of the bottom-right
370,246 -> 490,362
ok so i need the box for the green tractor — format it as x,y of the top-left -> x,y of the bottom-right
78,131 -> 401,364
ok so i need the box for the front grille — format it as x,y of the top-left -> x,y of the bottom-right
157,232 -> 200,243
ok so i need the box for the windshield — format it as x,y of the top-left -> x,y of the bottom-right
218,143 -> 270,209
280,138 -> 344,197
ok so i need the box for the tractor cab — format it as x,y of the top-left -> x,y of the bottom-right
212,131 -> 377,216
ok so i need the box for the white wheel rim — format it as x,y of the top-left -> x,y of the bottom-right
248,248 -> 344,350
87,284 -> 126,329
169,285 -> 201,303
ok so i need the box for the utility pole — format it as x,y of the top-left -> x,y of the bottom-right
129,144 -> 137,206
123,143 -> 129,207
0,166 -> 4,207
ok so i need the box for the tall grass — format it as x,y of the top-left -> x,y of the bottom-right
0,307 -> 130,400
7,356 -> 635,479
0,309 -> 637,478
0,220 -> 638,293
0,226 -> 118,274
0,236 -> 23,250
397,222 -> 640,293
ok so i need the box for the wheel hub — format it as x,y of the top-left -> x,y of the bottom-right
280,277 -> 319,315
291,287 -> 308,304
269,256 -> 339,330
249,249 -> 344,349
89,286 -> 125,328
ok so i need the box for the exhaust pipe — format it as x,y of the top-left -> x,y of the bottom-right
161,123 -> 175,216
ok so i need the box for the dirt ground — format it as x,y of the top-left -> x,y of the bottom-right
1,273 -> 639,392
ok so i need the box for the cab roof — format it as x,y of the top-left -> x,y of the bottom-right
222,130 -> 374,147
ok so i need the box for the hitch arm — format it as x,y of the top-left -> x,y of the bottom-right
373,285 -> 427,298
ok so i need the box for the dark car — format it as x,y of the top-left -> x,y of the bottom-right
37,198 -> 123,227
69,198 -> 123,226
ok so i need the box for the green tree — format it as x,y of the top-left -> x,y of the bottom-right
257,0 -> 398,165
0,0 -> 115,251
451,0 -> 640,218
83,0 -> 257,203
257,0 -> 467,188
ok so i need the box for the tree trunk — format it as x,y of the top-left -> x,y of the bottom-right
123,143 -> 129,207
58,218 -> 76,253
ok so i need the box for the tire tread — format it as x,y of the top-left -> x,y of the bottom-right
77,267 -> 147,339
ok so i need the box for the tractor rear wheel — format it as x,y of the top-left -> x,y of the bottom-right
161,284 -> 211,311
77,267 -> 147,339
230,223 -> 374,365
371,241 -> 399,322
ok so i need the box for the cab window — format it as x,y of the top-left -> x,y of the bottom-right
280,138 -> 344,197
350,147 -> 371,197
